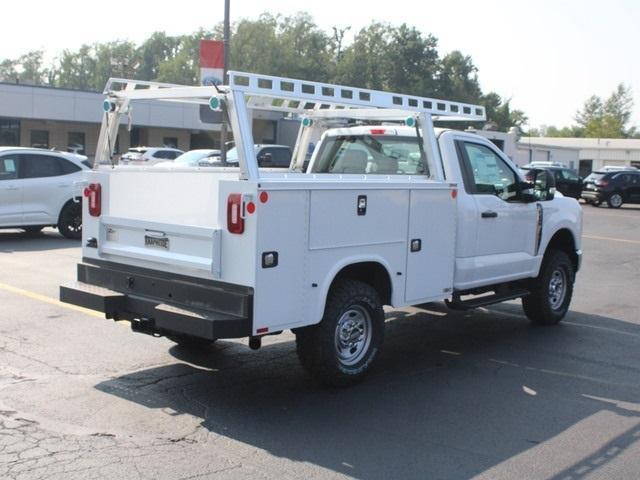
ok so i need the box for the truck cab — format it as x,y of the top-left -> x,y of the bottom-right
60,72 -> 582,387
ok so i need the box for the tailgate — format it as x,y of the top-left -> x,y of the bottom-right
81,168 -> 255,283
98,216 -> 222,276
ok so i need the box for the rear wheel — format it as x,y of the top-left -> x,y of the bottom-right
58,201 -> 82,239
296,279 -> 384,387
607,192 -> 623,208
523,250 -> 574,325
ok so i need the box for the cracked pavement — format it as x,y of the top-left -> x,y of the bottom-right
1,206 -> 640,479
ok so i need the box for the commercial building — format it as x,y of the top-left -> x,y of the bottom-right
517,137 -> 640,177
0,81 -> 287,161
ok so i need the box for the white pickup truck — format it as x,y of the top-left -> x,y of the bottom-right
60,72 -> 582,386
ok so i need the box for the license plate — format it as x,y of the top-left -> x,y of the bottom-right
145,235 -> 169,249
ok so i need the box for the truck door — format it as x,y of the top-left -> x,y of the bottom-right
456,141 -> 538,286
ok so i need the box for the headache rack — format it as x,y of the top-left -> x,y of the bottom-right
97,71 -> 487,180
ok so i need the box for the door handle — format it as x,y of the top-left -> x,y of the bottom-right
481,211 -> 498,218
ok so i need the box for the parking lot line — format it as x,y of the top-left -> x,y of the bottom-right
0,281 -> 104,319
583,234 -> 640,245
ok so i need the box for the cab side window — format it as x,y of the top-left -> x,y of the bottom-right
0,156 -> 19,180
459,142 -> 518,201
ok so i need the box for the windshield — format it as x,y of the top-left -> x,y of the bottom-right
584,172 -> 606,182
174,150 -> 220,165
312,135 -> 427,175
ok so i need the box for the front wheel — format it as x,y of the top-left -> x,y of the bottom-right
296,279 -> 384,387
58,201 -> 82,240
607,192 -> 623,208
523,250 -> 574,325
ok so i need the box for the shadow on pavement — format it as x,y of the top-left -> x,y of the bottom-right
96,304 -> 640,479
0,229 -> 78,252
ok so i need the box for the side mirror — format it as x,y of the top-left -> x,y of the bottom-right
524,168 -> 555,201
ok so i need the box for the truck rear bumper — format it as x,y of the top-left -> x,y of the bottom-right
60,259 -> 252,340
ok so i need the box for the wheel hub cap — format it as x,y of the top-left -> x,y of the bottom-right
548,268 -> 567,310
334,306 -> 372,366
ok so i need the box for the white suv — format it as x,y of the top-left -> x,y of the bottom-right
120,147 -> 184,165
0,147 -> 89,239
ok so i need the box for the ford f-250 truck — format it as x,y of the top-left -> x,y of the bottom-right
60,72 -> 582,386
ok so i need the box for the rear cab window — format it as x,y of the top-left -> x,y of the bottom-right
259,147 -> 291,168
312,135 -> 428,175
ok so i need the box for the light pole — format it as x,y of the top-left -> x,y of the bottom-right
220,0 -> 230,162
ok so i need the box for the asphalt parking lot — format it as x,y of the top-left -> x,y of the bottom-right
1,204 -> 639,480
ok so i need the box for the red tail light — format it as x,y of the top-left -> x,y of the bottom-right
370,128 -> 386,135
227,193 -> 245,234
83,183 -> 101,217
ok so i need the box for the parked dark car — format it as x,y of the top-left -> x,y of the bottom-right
581,170 -> 640,208
521,165 -> 582,199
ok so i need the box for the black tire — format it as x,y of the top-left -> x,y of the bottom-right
167,334 -> 215,350
295,279 -> 384,387
607,192 -> 623,209
58,201 -> 82,240
522,250 -> 574,325
22,226 -> 44,235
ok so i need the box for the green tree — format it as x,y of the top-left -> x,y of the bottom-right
54,45 -> 97,90
138,32 -> 182,81
386,24 -> 439,96
0,13 -> 532,132
584,115 -> 625,138
0,58 -> 18,82
335,23 -> 393,90
574,85 -> 634,138
437,51 -> 482,103
481,93 -> 527,131
575,95 -> 603,128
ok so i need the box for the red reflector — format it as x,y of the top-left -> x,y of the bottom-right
227,193 -> 245,234
84,183 -> 101,217
370,128 -> 386,135
246,202 -> 256,214
451,189 -> 458,199
259,191 -> 269,203
256,327 -> 269,334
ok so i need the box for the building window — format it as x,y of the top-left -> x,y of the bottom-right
67,132 -> 86,155
163,137 -> 178,149
30,130 -> 49,149
0,118 -> 20,146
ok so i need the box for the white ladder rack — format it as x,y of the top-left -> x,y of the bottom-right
228,71 -> 486,121
97,71 -> 487,180
102,72 -> 486,122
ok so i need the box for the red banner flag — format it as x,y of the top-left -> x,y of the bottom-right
199,40 -> 224,85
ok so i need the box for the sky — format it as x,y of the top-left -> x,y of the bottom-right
2,0 -> 639,130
